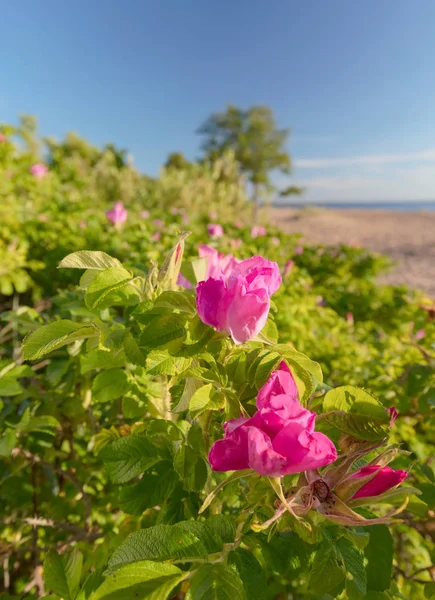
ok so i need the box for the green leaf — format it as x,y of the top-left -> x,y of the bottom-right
92,368 -> 129,404
0,428 -> 17,457
180,257 -> 207,285
119,463 -> 179,515
186,563 -> 246,600
146,350 -> 191,376
205,515 -> 236,544
323,386 -> 389,422
153,290 -> 196,315
189,384 -> 225,418
44,549 -> 83,600
58,251 -> 122,270
85,266 -> 133,310
172,377 -> 204,413
174,445 -> 209,492
0,377 -> 23,396
275,345 -> 323,387
99,434 -> 160,483
90,561 -> 183,600
309,543 -> 346,594
228,549 -> 267,600
337,538 -> 367,596
123,332 -> 146,366
318,411 -> 389,442
365,525 -> 393,591
140,314 -> 187,349
22,320 -> 99,360
107,521 -> 223,574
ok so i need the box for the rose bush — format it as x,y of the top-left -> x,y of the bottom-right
1,118 -> 434,599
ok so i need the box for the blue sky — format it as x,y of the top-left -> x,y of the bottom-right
1,0 -> 434,202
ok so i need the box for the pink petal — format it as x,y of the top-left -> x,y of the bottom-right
246,427 -> 288,476
350,465 -> 407,499
196,277 -> 229,332
226,281 -> 270,344
257,365 -> 299,409
208,424 -> 250,471
272,422 -> 337,475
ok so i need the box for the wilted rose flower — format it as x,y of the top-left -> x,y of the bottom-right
196,255 -> 281,344
140,210 -> 150,219
106,201 -> 127,226
151,232 -> 161,241
294,245 -> 304,256
30,163 -> 48,178
209,363 -> 337,476
350,465 -> 407,500
251,225 -> 267,238
207,223 -> 224,238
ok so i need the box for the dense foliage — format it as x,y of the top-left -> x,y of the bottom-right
1,120 -> 435,600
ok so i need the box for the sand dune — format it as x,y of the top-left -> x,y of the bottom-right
270,207 -> 435,296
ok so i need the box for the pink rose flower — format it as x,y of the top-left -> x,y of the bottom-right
229,238 -> 242,251
140,210 -> 150,219
415,329 -> 425,341
209,363 -> 337,476
106,201 -> 127,226
294,246 -> 304,256
207,223 -> 224,238
251,225 -> 267,238
30,163 -> 48,178
234,220 -> 244,230
153,218 -> 164,227
283,259 -> 294,277
0,133 -> 6,142
196,255 -> 281,344
345,312 -> 354,325
177,245 -> 240,290
151,232 -> 161,241
350,465 -> 407,500
79,220 -> 87,230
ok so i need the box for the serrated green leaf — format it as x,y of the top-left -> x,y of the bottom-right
0,428 -> 17,457
189,384 -> 224,418
309,543 -> 346,594
119,463 -> 179,515
140,313 -> 187,349
92,368 -> 129,404
318,411 -> 389,442
90,560 -> 183,600
22,320 -> 99,360
58,251 -> 122,270
228,549 -> 267,600
0,377 -> 22,396
337,538 -> 367,596
44,549 -> 83,600
85,266 -> 133,310
365,525 -> 393,591
153,290 -> 196,315
174,445 -> 209,492
186,563 -> 246,600
146,350 -> 191,375
99,434 -> 160,483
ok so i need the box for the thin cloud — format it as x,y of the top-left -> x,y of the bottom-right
295,150 -> 435,169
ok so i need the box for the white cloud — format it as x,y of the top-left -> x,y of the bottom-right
276,164 -> 435,202
295,150 -> 435,169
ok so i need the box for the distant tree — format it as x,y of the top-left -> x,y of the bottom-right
165,152 -> 192,171
198,105 -> 298,216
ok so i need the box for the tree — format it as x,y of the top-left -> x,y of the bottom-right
198,105 -> 297,217
164,152 -> 192,171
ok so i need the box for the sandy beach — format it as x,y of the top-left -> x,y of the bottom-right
270,207 -> 435,297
